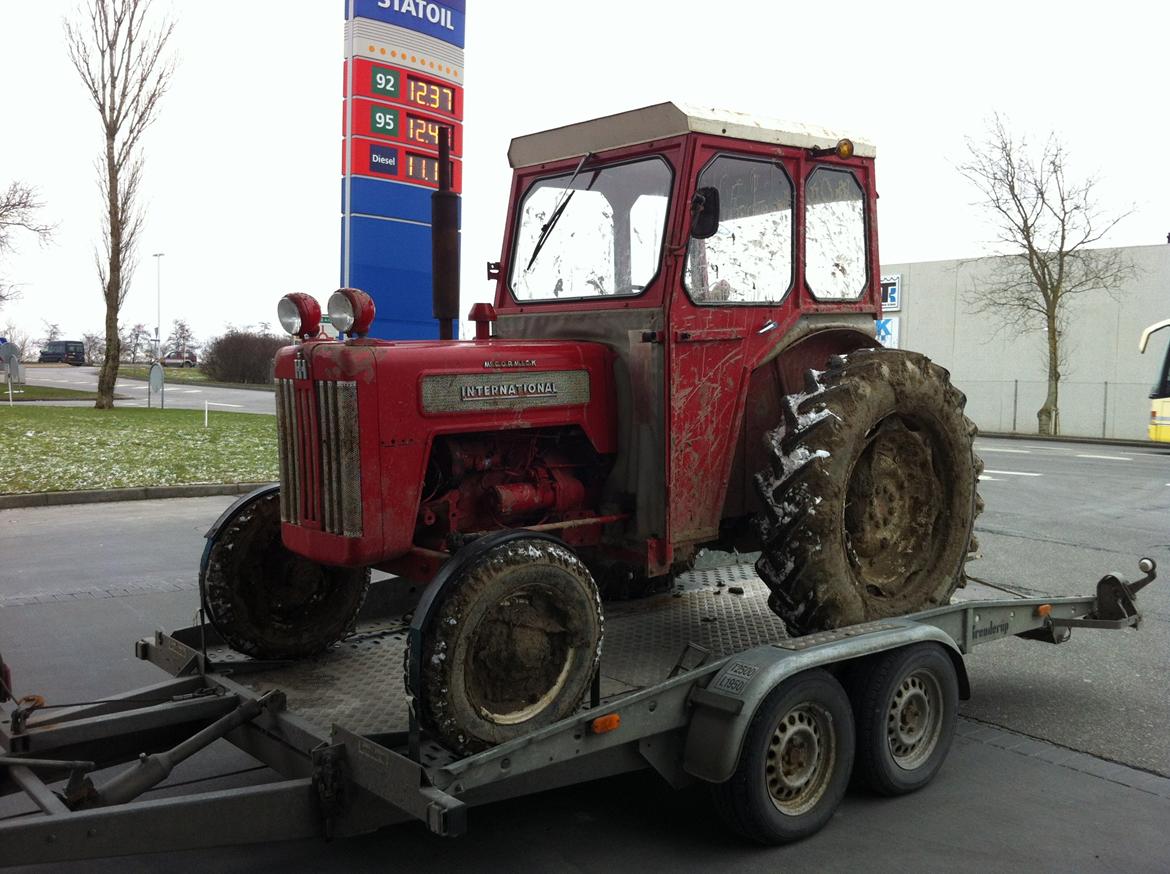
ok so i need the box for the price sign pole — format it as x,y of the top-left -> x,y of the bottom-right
342,0 -> 466,340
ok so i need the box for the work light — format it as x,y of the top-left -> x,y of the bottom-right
277,293 -> 322,338
327,288 -> 376,337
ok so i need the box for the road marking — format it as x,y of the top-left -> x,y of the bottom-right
983,469 -> 1042,477
206,402 -> 243,408
978,475 -> 1002,481
1075,453 -> 1131,461
181,389 -> 203,394
975,447 -> 1031,453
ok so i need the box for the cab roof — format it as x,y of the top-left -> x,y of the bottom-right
508,101 -> 877,168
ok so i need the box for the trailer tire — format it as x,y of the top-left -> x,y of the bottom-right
201,490 -> 369,659
710,669 -> 854,844
755,348 -> 982,635
849,643 -> 958,796
409,538 -> 602,754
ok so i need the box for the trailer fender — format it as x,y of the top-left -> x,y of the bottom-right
682,621 -> 968,784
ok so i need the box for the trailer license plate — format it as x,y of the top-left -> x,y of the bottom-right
714,661 -> 759,694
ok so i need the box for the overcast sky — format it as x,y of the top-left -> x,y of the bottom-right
0,0 -> 1165,345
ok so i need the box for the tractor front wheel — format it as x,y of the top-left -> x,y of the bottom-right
408,538 -> 603,755
200,490 -> 369,659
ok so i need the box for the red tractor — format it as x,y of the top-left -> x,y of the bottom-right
199,103 -> 981,754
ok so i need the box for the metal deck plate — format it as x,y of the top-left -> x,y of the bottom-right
208,563 -> 785,736
208,562 -> 1018,737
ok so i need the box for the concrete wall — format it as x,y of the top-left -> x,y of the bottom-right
881,244 -> 1169,440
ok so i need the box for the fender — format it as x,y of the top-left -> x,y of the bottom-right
406,529 -> 571,700
682,621 -> 970,784
198,484 -> 281,596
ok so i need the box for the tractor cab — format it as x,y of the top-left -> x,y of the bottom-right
492,102 -> 883,573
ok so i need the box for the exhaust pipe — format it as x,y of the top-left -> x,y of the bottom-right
431,127 -> 460,341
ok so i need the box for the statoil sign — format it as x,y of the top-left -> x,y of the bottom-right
342,0 -> 465,340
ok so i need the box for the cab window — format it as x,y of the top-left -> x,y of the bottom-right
510,157 -> 672,301
805,167 -> 867,300
684,155 -> 794,304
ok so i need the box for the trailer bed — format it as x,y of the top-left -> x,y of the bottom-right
1,558 -> 1153,866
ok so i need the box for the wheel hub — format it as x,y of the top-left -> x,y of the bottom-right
887,671 -> 942,769
467,585 -> 577,726
844,416 -> 943,599
766,705 -> 834,814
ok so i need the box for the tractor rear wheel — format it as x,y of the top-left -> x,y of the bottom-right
409,538 -> 603,755
201,490 -> 369,659
755,348 -> 982,635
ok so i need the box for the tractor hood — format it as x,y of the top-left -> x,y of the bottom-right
272,337 -> 618,567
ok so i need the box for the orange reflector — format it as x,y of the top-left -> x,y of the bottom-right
591,713 -> 621,734
1034,604 -> 1052,618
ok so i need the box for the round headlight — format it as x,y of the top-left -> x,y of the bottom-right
278,293 -> 321,337
327,291 -> 355,333
328,288 -> 376,336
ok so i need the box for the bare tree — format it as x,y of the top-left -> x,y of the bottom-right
81,331 -> 105,365
66,0 -> 175,409
165,317 -> 196,355
0,182 -> 53,308
121,321 -> 150,362
42,321 -> 63,343
960,115 -> 1135,435
1,321 -> 33,361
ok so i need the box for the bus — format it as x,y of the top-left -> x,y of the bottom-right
1139,319 -> 1170,442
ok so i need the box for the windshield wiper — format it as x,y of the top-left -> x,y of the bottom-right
525,152 -> 594,272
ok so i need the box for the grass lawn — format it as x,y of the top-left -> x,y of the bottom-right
2,385 -> 121,402
118,365 -> 275,392
0,406 -> 278,494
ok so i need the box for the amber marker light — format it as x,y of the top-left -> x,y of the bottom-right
590,713 -> 621,734
1034,604 -> 1053,618
835,139 -> 855,159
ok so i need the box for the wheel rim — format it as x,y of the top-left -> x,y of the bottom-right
466,584 -> 578,726
887,668 -> 943,770
843,415 -> 945,599
765,703 -> 837,815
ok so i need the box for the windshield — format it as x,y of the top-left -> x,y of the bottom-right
510,157 -> 672,301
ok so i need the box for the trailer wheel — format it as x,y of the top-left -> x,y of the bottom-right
850,643 -> 958,795
201,490 -> 369,659
410,538 -> 602,754
755,348 -> 982,634
711,669 -> 854,844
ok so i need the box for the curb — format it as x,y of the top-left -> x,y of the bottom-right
978,432 -> 1166,451
0,482 -> 275,511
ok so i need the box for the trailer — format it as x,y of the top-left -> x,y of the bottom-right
0,549 -> 1156,865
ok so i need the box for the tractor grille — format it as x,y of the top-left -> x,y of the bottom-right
275,378 -> 362,537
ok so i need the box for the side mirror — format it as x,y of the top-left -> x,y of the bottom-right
690,187 -> 720,239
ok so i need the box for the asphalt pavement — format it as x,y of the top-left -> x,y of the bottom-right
1,436 -> 1168,870
19,365 -> 275,415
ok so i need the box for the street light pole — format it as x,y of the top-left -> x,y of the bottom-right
153,252 -> 165,359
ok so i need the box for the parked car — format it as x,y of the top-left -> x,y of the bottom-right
161,349 -> 198,367
38,341 -> 87,366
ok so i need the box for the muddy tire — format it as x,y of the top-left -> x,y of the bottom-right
409,538 -> 602,755
710,669 -> 854,844
201,491 -> 369,659
755,348 -> 982,634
